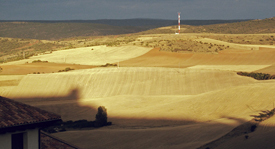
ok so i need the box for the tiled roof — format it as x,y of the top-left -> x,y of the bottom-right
40,131 -> 80,149
0,96 -> 61,129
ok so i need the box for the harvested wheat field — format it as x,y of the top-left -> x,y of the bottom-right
211,115 -> 275,149
1,45 -> 151,66
2,66 -> 275,148
2,35 -> 275,148
2,67 -> 256,99
0,75 -> 23,96
0,62 -> 95,75
194,38 -> 275,50
53,79 -> 275,149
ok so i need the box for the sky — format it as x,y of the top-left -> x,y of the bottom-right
0,0 -> 274,20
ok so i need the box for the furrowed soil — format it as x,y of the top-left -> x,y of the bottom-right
120,47 -> 275,69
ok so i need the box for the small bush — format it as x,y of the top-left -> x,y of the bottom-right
65,67 -> 74,71
251,125 -> 257,132
58,67 -> 74,72
95,106 -> 108,127
32,60 -> 48,63
100,63 -> 117,67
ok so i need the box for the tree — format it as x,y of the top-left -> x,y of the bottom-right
95,106 -> 107,127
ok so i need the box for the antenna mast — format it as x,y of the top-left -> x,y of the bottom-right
178,12 -> 181,34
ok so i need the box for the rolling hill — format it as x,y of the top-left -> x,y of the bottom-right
140,17 -> 275,34
0,19 -> 248,40
1,17 -> 275,149
0,22 -> 143,40
184,17 -> 275,34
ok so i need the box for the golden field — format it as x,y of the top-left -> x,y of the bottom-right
1,33 -> 275,149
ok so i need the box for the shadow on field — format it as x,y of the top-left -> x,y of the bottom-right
11,88 -> 98,121
7,88 -> 275,149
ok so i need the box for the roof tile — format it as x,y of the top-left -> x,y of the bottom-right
0,96 -> 61,129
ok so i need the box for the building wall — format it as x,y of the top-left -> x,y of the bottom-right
26,128 -> 39,149
0,128 -> 39,149
0,133 -> 12,149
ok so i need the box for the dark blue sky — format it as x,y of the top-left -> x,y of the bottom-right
1,0 -> 274,20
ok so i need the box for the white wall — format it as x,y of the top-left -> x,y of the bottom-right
26,128 -> 39,149
0,128 -> 39,149
0,133 -> 11,149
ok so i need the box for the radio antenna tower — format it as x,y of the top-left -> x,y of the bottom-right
178,12 -> 181,34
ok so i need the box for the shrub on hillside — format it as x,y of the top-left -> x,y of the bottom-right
95,106 -> 108,127
58,67 -> 74,72
251,125 -> 257,132
32,59 -> 48,63
100,63 -> 117,67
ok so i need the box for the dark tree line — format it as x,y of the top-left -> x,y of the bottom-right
237,72 -> 275,80
42,106 -> 111,133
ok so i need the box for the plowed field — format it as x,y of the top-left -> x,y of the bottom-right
120,47 -> 275,70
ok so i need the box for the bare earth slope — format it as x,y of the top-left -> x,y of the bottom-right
120,47 -> 275,72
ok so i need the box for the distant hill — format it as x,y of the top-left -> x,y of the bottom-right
65,19 -> 248,26
0,19 -> 248,40
0,19 -> 248,26
0,22 -> 145,40
140,17 -> 275,34
184,17 -> 275,34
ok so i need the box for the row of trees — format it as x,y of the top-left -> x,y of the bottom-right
237,72 -> 275,80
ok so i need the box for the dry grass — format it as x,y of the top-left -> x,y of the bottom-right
184,17 -> 275,34
199,34 -> 275,45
